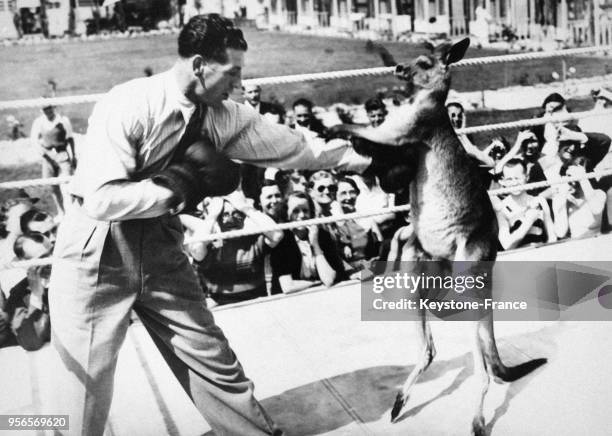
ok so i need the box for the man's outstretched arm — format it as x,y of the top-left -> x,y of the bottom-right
207,101 -> 372,173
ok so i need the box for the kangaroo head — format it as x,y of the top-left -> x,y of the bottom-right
395,38 -> 470,104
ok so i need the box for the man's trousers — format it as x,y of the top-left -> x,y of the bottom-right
48,205 -> 278,436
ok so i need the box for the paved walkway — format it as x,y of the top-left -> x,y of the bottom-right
1,235 -> 611,435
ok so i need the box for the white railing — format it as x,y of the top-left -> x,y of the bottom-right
599,17 -> 612,46
449,15 -> 469,36
568,19 -> 591,46
315,11 -> 330,27
285,11 -> 297,26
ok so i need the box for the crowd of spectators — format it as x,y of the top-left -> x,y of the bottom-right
451,89 -> 612,250
2,83 -> 612,353
0,191 -> 55,351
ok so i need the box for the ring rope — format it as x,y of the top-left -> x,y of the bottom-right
1,108 -> 611,191
457,108 -> 612,135
1,45 -> 610,110
2,167 -> 611,271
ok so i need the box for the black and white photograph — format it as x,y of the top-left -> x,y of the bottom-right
1,0 -> 612,435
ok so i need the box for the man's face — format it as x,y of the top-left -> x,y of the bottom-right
219,201 -> 245,231
198,49 -> 245,107
309,176 -> 337,206
290,172 -> 307,193
558,142 -> 577,164
243,84 -> 261,106
42,106 -> 55,121
259,185 -> 283,219
336,181 -> 358,213
544,101 -> 567,116
522,135 -> 540,160
26,211 -> 57,244
287,197 -> 312,222
367,108 -> 386,127
501,164 -> 527,195
488,140 -> 506,162
447,105 -> 464,129
294,105 -> 312,127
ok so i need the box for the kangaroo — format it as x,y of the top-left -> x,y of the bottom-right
333,38 -> 547,436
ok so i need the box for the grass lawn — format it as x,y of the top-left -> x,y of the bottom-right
0,30 -> 605,211
1,29 -> 610,131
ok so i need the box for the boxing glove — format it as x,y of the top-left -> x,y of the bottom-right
153,140 -> 240,212
351,135 -> 419,193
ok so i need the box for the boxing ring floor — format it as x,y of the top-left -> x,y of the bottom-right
1,234 -> 612,436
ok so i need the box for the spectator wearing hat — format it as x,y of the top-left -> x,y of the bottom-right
30,100 -> 76,215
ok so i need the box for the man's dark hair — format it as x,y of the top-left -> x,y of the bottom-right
503,158 -> 527,172
266,103 -> 286,123
337,177 -> 360,195
292,98 -> 314,111
19,209 -> 49,234
541,92 -> 566,109
445,101 -> 464,112
287,191 -> 315,218
364,97 -> 387,114
178,14 -> 248,62
261,179 -> 279,188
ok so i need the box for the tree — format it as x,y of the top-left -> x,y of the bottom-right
39,0 -> 49,37
68,0 -> 76,35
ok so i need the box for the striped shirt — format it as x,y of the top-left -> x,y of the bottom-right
72,67 -> 371,221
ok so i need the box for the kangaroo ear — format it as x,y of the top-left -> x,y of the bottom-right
443,38 -> 470,65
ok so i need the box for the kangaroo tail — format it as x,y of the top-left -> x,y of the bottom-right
491,358 -> 548,383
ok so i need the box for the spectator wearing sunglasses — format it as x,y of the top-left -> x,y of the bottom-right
183,191 -> 283,305
308,170 -> 339,217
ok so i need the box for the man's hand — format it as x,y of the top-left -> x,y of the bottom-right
307,225 -> 320,248
557,126 -> 587,144
27,266 -> 46,301
204,197 -> 225,219
224,190 -> 253,214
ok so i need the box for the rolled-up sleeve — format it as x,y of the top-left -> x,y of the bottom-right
72,88 -> 176,221
208,101 -> 371,172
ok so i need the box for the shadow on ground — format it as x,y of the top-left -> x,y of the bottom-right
260,325 -> 556,436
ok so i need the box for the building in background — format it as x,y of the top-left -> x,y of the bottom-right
1,0 -> 611,46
